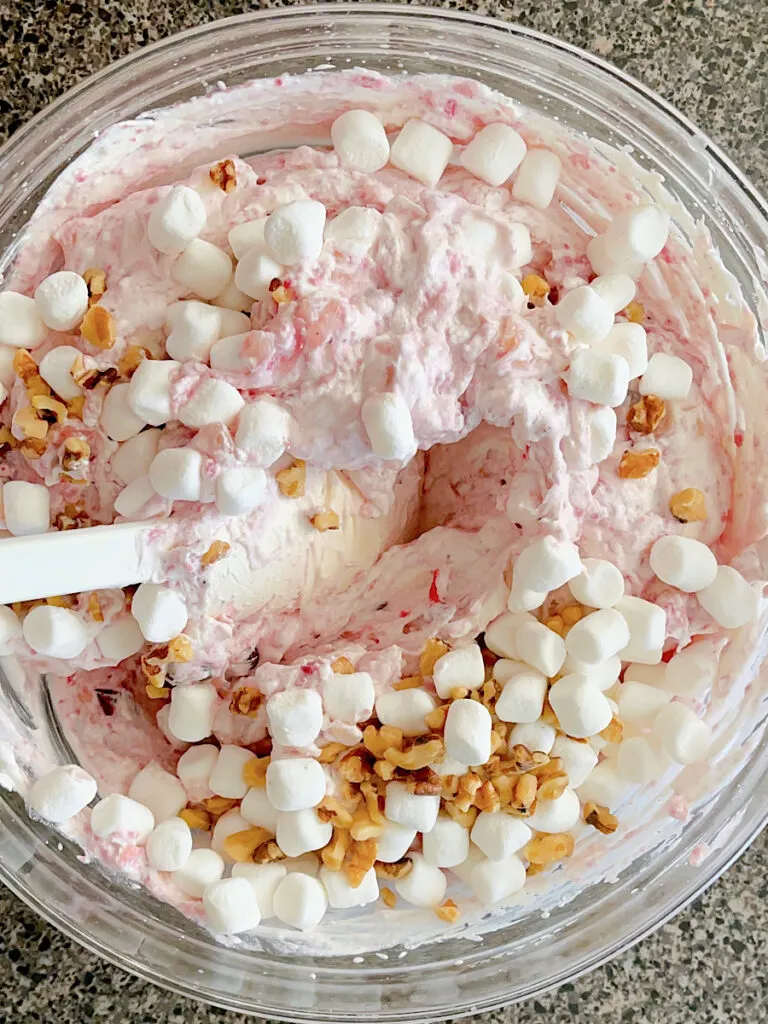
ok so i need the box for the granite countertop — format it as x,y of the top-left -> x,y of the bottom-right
0,1 -> 766,1021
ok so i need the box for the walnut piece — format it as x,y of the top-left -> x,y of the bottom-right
331,656 -> 356,675
223,826 -> 274,863
83,267 -> 107,304
627,394 -> 666,434
12,406 -> 48,441
276,459 -> 306,498
243,756 -> 270,788
179,807 -> 212,831
624,300 -> 645,324
669,487 -> 707,523
536,772 -> 569,801
521,274 -> 550,304
321,827 -> 350,871
420,637 -> 449,677
310,509 -> 340,532
380,886 -> 397,908
87,592 -> 104,622
229,686 -> 262,717
524,832 -> 575,864
201,540 -> 231,566
32,394 -> 68,425
80,305 -> 116,349
375,858 -> 413,880
618,448 -> 660,479
210,158 -> 237,193
435,899 -> 461,924
384,738 -> 444,771
584,801 -> 619,834
118,345 -> 150,378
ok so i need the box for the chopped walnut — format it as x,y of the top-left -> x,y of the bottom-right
618,448 -> 660,479
317,741 -> 348,764
530,756 -> 565,779
449,685 -> 470,700
424,704 -> 450,732
419,637 -> 449,677
384,738 -> 444,771
506,745 -> 549,773
584,801 -> 619,834
363,724 -> 404,759
81,305 -> 116,349
269,279 -> 295,304
118,345 -> 150,378
624,300 -> 645,324
536,772 -> 569,801
178,807 -> 212,831
310,509 -> 340,532
331,656 -> 356,675
349,809 -> 385,843
321,827 -> 350,871
337,748 -> 367,784
276,459 -> 306,498
600,715 -> 624,745
627,394 -> 666,434
0,425 -> 17,449
435,899 -> 461,924
242,756 -> 270,789
87,593 -> 104,622
76,366 -> 120,390
83,267 -> 107,304
252,839 -> 286,864
229,686 -> 262,718
46,594 -> 75,608
373,759 -> 397,782
360,781 -> 388,826
223,826 -> 274,863
13,349 -> 41,384
67,396 -> 86,420
669,487 -> 707,523
524,832 -> 575,865
32,394 -> 68,425
453,772 -> 482,813
561,604 -> 584,626
61,437 -> 91,471
474,779 -> 501,813
514,772 -> 538,811
12,406 -> 48,441
145,683 -> 170,700
544,614 -> 565,636
210,158 -> 237,193
380,886 -> 397,908
491,773 -> 515,806
201,539 -> 231,566
443,801 -> 477,830
317,796 -> 355,830
521,274 -> 550,305
344,837 -> 378,887
393,675 -> 422,691
202,795 -> 240,818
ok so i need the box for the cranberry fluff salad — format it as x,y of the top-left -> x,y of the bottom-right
0,69 -> 766,951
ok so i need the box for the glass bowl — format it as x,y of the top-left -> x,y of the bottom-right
0,5 -> 766,1020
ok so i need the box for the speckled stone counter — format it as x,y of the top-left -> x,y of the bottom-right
0,2 -> 766,1022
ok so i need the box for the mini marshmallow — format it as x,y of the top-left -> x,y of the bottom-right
494,669 -> 547,723
515,619 -> 566,677
507,720 -> 556,754
203,876 -> 261,934
514,535 -> 582,592
664,643 -> 718,697
215,466 -> 267,516
653,702 -> 711,765
587,204 -> 670,276
500,272 -> 526,311
555,286 -> 614,344
273,872 -> 327,930
113,475 -> 158,520
176,744 -> 219,803
131,583 -> 188,643
586,405 -> 617,465
593,321 -> 648,380
421,814 -> 470,868
568,558 -> 624,609
0,606 -> 22,655
34,271 -> 89,331
697,566 -> 758,630
566,348 -> 630,408
228,218 -> 267,259
512,148 -> 561,208
484,612 -> 532,659
267,689 -> 324,747
492,659 -> 530,685
471,811 -> 532,861
506,581 -> 548,613
146,817 -> 193,872
432,643 -> 485,698
650,535 -> 717,593
548,674 -> 613,738
460,123 -> 526,187
0,345 -> 14,389
90,793 -> 154,845
624,662 -> 667,686
528,786 -> 581,833
362,393 -> 416,462
563,653 -> 621,691
217,304 -> 251,333
100,382 -> 147,441
266,758 -> 326,812
331,109 -> 390,173
616,680 -> 670,725
234,249 -> 284,300
395,853 -> 447,908
444,699 -> 492,766
589,274 -> 636,314
3,480 -> 50,536
28,765 -> 97,823
179,378 -> 244,429
616,735 -> 671,783
240,787 -> 279,832
148,185 -> 206,255
38,345 -> 82,399
264,200 -> 326,266
209,745 -> 254,799
322,670 -> 375,723
321,865 -> 379,909
168,682 -> 218,743
211,808 -> 251,857
375,821 -> 417,863
235,399 -> 291,466
128,762 -> 188,822
149,447 -> 203,503
173,239 -> 233,300
615,595 -> 666,664
23,605 -> 89,658
576,760 -> 627,809
390,119 -> 453,187
112,429 -> 162,485
325,206 -> 382,256
384,781 -> 440,832
639,352 -> 693,400
173,848 -> 225,898
550,735 -> 599,788
565,609 -> 630,665
0,291 -> 47,348
231,862 -> 287,919
127,359 -> 179,426
276,809 -> 333,858
375,688 -> 435,737
470,855 -> 526,906
165,300 -> 222,362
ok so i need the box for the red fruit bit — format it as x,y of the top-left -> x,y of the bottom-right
429,569 -> 441,604
256,176 -> 267,186
570,152 -> 591,170
399,609 -> 410,618
301,665 -> 314,676
661,646 -> 678,664
734,430 -> 744,448
444,98 -> 458,118
521,444 -> 530,462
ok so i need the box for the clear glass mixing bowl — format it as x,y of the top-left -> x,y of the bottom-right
0,5 -> 766,1020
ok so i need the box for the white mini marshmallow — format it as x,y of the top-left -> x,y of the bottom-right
173,239 -> 233,300
100,382 -> 147,441
215,466 -> 267,516
616,680 -> 670,725
492,660 -> 532,685
179,378 -> 244,429
589,274 -> 636,314
112,429 -> 162,485
555,286 -> 614,344
267,689 -> 324,747
515,619 -> 566,677
209,745 -> 253,800
586,405 -> 617,464
500,272 -> 526,311
507,720 -> 556,754
624,662 -> 667,686
432,643 -> 485,698
653,703 -> 711,765
211,808 -> 251,858
90,793 -> 154,845
664,643 -> 718,697
485,612 -> 532,659
375,688 -> 435,737
593,321 -> 648,379
322,671 -> 375,723
276,809 -> 333,858
471,811 -> 532,861
241,787 -> 279,832
217,307 -> 252,337
444,699 -> 492,766
639,352 -> 693,400
127,359 -> 179,426
395,853 -> 447,907
203,876 -> 261,934
460,123 -> 526,187
511,148 -> 561,208
149,447 -> 203,503
266,758 -> 326,812
376,821 -> 417,863
264,200 -> 326,266
113,475 -> 158,520
325,206 -> 382,256
421,814 -> 470,868
495,669 -> 547,723
38,345 -> 82,399
173,848 -> 225,898
231,862 -> 287,919
568,558 -> 624,609
28,765 -> 97,823
576,760 -> 627,809
361,393 -> 416,462
234,249 -> 284,300
384,781 -> 440,832
273,872 -> 327,931
0,345 -> 15,389
697,566 -> 758,629
528,786 -> 581,834
587,204 -> 670,276
390,119 -> 453,187
514,535 -> 582,592
165,300 -> 221,362
168,682 -> 218,743
235,399 -> 291,466
128,762 -> 188,822
615,595 -> 666,664
0,605 -> 22,655
95,617 -> 145,662
548,674 -> 613,738
321,865 -> 379,909
567,348 -> 630,408
565,609 -> 630,665
34,271 -> 89,331
563,653 -> 621,691
550,735 -> 599,788
331,109 -> 390,173
131,582 -> 188,643
146,817 -> 193,872
616,735 -> 671,783
650,536 -> 717,593
148,185 -> 207,255
470,854 -> 526,906
3,481 -> 50,536
23,605 -> 89,658
0,291 -> 47,348
228,218 -> 267,259
506,581 -> 548,613
176,744 -> 219,803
